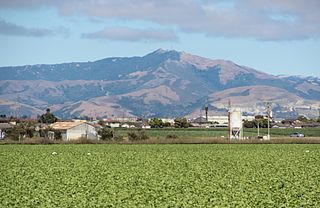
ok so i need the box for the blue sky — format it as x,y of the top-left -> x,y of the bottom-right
0,0 -> 319,77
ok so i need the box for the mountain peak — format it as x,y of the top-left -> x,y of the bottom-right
154,48 -> 168,54
143,48 -> 181,62
150,48 -> 180,55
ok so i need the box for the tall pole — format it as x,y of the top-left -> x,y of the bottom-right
267,113 -> 270,139
266,102 -> 271,140
199,108 -> 202,126
257,119 -> 260,137
228,99 -> 231,139
205,105 -> 208,122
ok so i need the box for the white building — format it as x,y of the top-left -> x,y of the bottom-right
142,125 -> 151,129
161,118 -> 175,124
104,117 -> 138,122
0,123 -> 13,139
50,122 -> 98,140
109,123 -> 120,128
121,124 -> 130,128
207,115 -> 255,124
207,116 -> 229,124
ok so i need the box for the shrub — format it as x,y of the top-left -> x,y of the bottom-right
127,129 -> 149,141
4,125 -> 26,141
174,118 -> 191,128
98,127 -> 114,141
166,134 -> 178,139
149,118 -> 164,128
113,135 -> 124,142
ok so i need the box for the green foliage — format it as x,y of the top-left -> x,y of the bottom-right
127,129 -> 149,141
51,129 -> 62,140
174,117 -> 191,128
297,115 -> 309,122
163,122 -> 171,127
115,127 -> 320,138
4,122 -> 36,140
38,109 -> 58,124
4,125 -> 26,140
113,135 -> 124,142
166,134 -> 178,139
148,118 -> 164,128
243,119 -> 269,128
258,118 -> 269,128
97,119 -> 106,126
243,120 -> 255,128
98,127 -> 114,141
0,145 -> 320,207
38,127 -> 62,140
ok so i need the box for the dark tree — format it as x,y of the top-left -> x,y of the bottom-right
243,120 -> 255,128
38,108 -> 58,124
174,118 -> 191,128
98,126 -> 114,140
149,118 -> 164,128
163,122 -> 171,127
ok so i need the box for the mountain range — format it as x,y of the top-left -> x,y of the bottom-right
0,49 -> 319,119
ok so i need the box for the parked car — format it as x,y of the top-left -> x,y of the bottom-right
290,132 -> 305,137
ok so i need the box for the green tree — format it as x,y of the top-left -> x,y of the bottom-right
149,118 -> 164,128
5,125 -> 26,141
174,118 -> 191,128
98,126 -> 114,141
243,120 -> 255,128
243,118 -> 268,128
163,122 -> 171,127
297,115 -> 309,122
4,121 -> 38,140
38,108 -> 58,124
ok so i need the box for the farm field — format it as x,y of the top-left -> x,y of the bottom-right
115,127 -> 320,138
1,144 -> 320,207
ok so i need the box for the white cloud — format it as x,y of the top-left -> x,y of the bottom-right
82,27 -> 178,42
1,0 -> 319,40
0,18 -> 68,37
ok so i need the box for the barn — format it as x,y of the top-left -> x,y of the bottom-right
0,123 -> 13,139
50,122 -> 98,140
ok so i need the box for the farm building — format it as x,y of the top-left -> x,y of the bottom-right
50,122 -> 98,140
0,123 -> 13,139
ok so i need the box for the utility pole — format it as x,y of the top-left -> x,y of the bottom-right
266,102 -> 271,140
228,99 -> 231,140
205,105 -> 209,122
199,108 -> 202,126
257,119 -> 260,137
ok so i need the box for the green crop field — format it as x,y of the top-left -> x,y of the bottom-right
115,127 -> 320,138
1,144 -> 320,207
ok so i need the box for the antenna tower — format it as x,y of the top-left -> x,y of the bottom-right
205,100 -> 209,122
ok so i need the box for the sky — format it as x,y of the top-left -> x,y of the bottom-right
0,0 -> 319,77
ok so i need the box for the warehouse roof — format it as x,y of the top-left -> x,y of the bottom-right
50,122 -> 86,130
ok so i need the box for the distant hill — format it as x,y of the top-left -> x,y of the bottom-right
0,49 -> 319,119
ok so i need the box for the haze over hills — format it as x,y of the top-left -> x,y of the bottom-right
0,49 -> 319,119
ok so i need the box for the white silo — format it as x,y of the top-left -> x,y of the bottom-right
229,108 -> 243,139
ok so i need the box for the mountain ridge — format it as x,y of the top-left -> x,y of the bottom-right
0,49 -> 319,119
